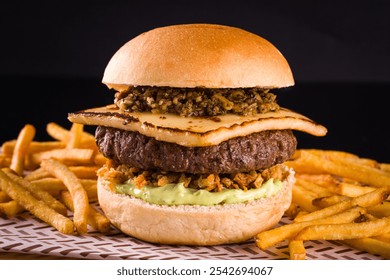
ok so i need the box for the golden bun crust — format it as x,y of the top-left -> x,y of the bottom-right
102,24 -> 294,90
97,167 -> 294,246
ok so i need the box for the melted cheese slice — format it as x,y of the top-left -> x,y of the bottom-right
68,105 -> 327,147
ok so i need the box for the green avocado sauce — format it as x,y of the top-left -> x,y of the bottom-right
115,178 -> 283,206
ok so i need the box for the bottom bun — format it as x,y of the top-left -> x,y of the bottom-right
97,167 -> 294,246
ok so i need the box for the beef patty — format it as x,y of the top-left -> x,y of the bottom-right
96,126 -> 297,174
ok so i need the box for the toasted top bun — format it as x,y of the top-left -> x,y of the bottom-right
103,24 -> 294,90
97,166 -> 295,246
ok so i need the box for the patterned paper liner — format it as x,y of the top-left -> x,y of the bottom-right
0,211 -> 383,260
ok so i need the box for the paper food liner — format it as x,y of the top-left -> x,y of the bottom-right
0,209 -> 383,260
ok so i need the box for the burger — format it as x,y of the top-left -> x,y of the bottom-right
68,24 -> 327,245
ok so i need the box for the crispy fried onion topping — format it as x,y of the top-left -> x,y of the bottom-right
98,161 -> 290,192
114,86 -> 279,117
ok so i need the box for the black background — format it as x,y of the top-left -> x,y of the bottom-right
1,1 -> 389,162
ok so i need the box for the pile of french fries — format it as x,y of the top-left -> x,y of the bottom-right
0,123 -> 110,234
256,149 -> 390,259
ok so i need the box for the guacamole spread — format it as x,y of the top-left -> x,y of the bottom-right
115,178 -> 283,206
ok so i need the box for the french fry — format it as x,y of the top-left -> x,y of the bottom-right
46,122 -> 97,150
46,122 -> 69,142
295,173 -> 343,187
1,140 -> 66,156
255,206 -> 366,250
66,123 -> 84,149
0,155 -> 11,168
0,190 -> 11,203
10,124 -> 36,175
24,167 -> 53,181
367,202 -> 390,218
288,240 -> 306,260
25,165 -> 99,181
30,178 -> 97,199
363,213 -> 390,243
301,149 -> 359,159
294,216 -> 390,241
292,183 -> 319,212
338,183 -> 376,197
295,178 -> 335,197
68,166 -> 99,179
312,195 -> 350,209
24,154 -> 36,171
294,187 -> 389,223
40,158 -> 89,234
284,202 -> 300,219
380,163 -> 390,173
4,170 -> 67,215
296,173 -> 371,197
0,141 -> 15,156
295,174 -> 341,194
60,191 -> 110,233
31,148 -> 95,166
374,233 -> 390,243
294,210 -> 309,220
300,149 -> 380,168
0,200 -> 24,217
341,238 -> 390,259
0,169 -> 74,233
286,150 -> 390,188
94,153 -> 108,165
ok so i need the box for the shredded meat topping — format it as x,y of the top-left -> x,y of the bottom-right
114,86 -> 280,117
98,161 -> 290,192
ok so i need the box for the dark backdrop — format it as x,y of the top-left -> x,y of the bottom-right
1,1 -> 389,162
